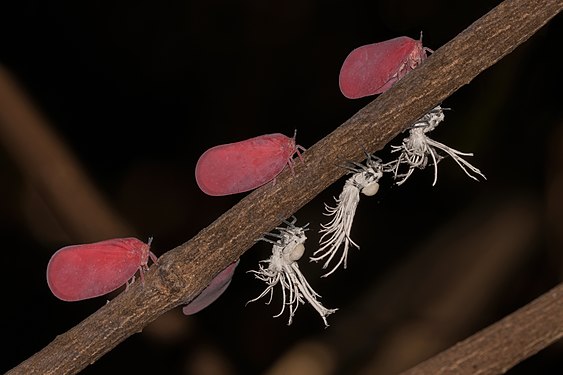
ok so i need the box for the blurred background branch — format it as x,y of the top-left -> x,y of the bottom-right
0,67 -> 133,241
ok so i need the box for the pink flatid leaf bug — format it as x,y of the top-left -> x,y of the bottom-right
182,259 -> 239,315
339,35 -> 432,99
195,132 -> 306,196
46,237 -> 158,302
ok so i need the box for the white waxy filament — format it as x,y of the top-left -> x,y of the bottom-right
248,220 -> 337,327
386,106 -> 486,186
311,157 -> 383,277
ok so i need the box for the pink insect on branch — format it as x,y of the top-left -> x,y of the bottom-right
195,132 -> 306,196
339,34 -> 432,99
46,237 -> 158,302
182,259 -> 240,315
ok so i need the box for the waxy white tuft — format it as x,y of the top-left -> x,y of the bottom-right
385,106 -> 486,186
311,155 -> 383,277
247,217 -> 337,327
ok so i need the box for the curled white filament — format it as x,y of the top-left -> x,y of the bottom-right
248,218 -> 337,327
386,106 -> 486,186
311,155 -> 383,277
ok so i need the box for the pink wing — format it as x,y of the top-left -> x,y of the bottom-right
195,133 -> 296,196
182,259 -> 239,315
47,237 -> 150,301
339,36 -> 426,99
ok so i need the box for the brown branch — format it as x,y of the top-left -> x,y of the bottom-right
399,282 -> 563,375
7,0 -> 563,373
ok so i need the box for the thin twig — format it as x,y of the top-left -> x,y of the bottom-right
399,282 -> 563,375
6,0 -> 563,373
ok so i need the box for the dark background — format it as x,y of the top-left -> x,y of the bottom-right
1,1 -> 562,374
